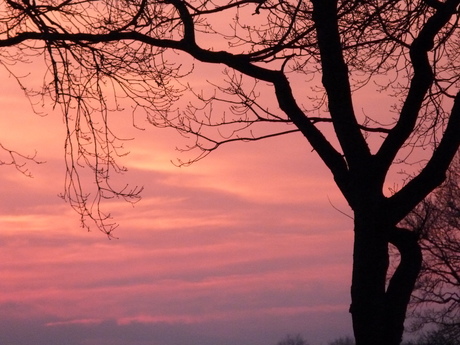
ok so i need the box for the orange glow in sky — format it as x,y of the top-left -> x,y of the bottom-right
0,55 -> 359,345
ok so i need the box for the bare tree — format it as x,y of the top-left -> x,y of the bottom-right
1,1 -> 460,345
403,154 -> 460,334
328,336 -> 355,345
277,334 -> 309,345
414,324 -> 460,345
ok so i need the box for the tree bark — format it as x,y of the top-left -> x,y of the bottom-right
350,214 -> 390,345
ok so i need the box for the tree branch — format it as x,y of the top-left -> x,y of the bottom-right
389,91 -> 460,223
311,0 -> 371,171
377,0 -> 460,172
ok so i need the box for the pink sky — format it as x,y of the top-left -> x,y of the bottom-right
0,55 -> 364,345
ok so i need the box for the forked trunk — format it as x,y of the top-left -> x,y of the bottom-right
350,215 -> 422,345
385,227 -> 422,344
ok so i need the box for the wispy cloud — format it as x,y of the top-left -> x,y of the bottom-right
0,68 -> 354,345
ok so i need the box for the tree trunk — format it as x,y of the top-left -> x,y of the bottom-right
350,216 -> 422,345
385,227 -> 422,345
350,214 -> 389,345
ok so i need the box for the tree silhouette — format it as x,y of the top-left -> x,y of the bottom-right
328,336 -> 355,345
403,154 -> 460,335
1,1 -> 460,344
276,334 -> 309,345
414,324 -> 460,345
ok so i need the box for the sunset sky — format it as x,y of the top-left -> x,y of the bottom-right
0,51 -> 388,345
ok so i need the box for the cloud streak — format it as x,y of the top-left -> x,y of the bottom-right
0,66 -> 355,345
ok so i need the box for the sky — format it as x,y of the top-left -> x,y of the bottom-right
0,53 -> 366,345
